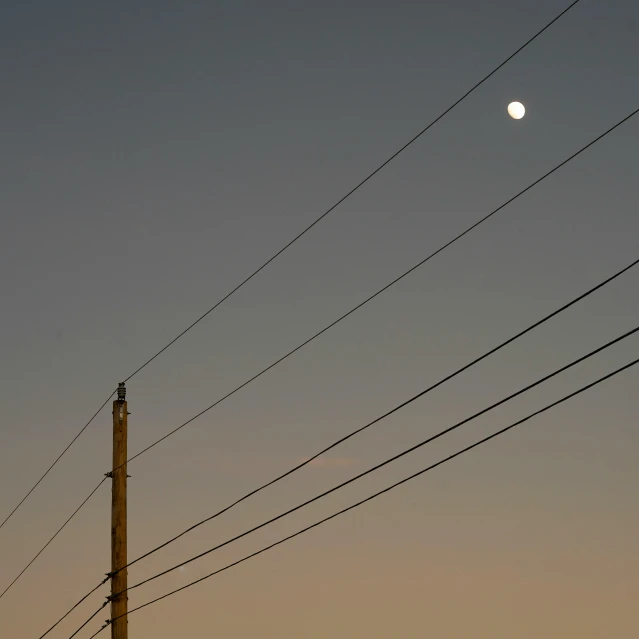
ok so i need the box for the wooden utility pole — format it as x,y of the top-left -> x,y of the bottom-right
110,382 -> 128,639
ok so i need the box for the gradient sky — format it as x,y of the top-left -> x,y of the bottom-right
1,1 -> 638,637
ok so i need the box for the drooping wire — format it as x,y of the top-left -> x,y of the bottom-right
0,392 -> 115,532
87,623 -> 109,639
0,0 -> 583,534
68,601 -> 109,639
0,477 -> 108,601
117,103 -> 639,470
37,578 -> 109,639
43,254 -> 638,634
84,356 -> 639,637
32,99 -> 639,636
115,256 -> 639,574
116,325 -> 639,596
121,0 -> 585,386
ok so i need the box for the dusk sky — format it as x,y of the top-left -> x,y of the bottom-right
1,1 -> 638,637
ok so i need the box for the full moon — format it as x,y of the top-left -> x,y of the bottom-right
507,101 -> 526,120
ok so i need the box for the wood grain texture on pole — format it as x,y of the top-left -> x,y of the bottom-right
111,390 -> 128,639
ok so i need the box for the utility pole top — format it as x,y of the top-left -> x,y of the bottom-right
117,383 -> 126,402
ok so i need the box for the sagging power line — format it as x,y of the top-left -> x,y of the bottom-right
24,100 -> 639,613
82,355 -> 639,638
0,0 -> 583,533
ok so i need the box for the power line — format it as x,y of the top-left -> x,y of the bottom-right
0,0 -> 582,532
85,356 -> 639,637
25,97 -> 639,629
0,478 -> 107,601
121,0 -> 584,386
69,603 -> 108,639
117,324 -> 639,596
42,98 -> 639,628
19,44 -> 632,624
118,104 -> 639,470
116,256 -> 639,573
41,256 -> 638,636
0,392 -> 114,532
37,580 -> 108,639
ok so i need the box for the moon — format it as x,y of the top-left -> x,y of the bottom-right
507,101 -> 526,120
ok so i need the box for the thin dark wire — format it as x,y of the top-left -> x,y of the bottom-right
100,357 -> 639,631
122,0 -> 583,385
118,103 -> 639,471
68,601 -> 108,639
117,324 -> 639,595
117,255 -> 639,573
51,257 -> 638,628
37,578 -> 109,639
0,0 -> 583,538
86,623 -> 109,639
0,477 -> 107,601
45,98 -> 639,635
0,392 -> 115,532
